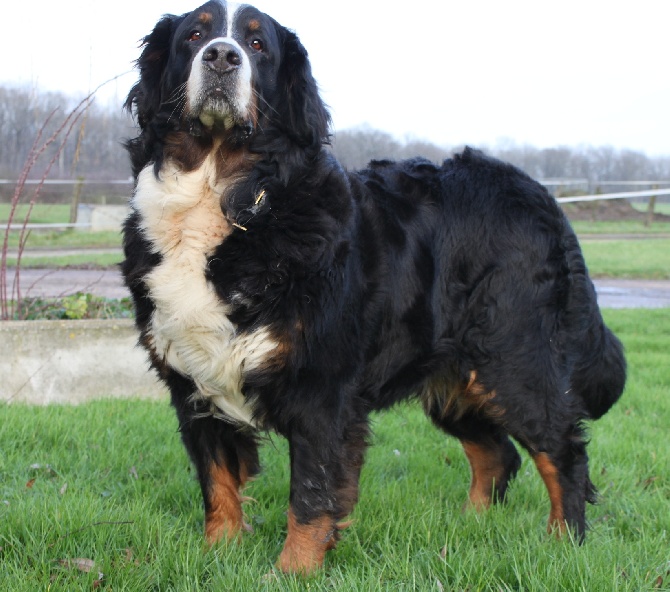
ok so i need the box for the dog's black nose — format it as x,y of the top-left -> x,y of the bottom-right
202,42 -> 242,72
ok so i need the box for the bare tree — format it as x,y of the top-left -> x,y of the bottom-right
0,87 -> 668,194
0,85 -> 133,184
331,127 -> 403,169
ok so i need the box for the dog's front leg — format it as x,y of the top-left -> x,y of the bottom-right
276,428 -> 345,574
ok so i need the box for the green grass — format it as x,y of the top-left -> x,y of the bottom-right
3,229 -> 122,251
1,203 -> 122,250
3,231 -> 669,282
3,204 -> 670,278
1,309 -> 668,591
0,204 -> 73,225
7,237 -> 668,280
581,239 -> 670,279
3,253 -> 123,269
4,203 -> 670,233
631,201 -> 670,216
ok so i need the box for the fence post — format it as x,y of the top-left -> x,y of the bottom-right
644,184 -> 658,227
69,177 -> 84,225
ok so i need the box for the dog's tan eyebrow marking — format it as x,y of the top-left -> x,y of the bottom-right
198,12 -> 213,24
248,19 -> 261,31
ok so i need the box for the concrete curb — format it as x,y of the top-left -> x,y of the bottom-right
1,319 -> 167,405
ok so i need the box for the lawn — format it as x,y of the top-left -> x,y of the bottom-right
3,231 -> 669,282
0,204 -> 73,225
3,203 -> 670,278
630,201 -> 670,216
5,240 -> 667,280
0,309 -> 668,591
3,253 -> 123,269
1,203 -> 121,252
581,239 -> 670,279
2,228 -> 122,251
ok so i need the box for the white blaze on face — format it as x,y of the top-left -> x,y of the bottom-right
186,3 -> 253,128
226,1 -> 239,37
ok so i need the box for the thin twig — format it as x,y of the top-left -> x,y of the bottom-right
13,106 -> 91,316
0,113 -> 54,319
0,72 -> 129,320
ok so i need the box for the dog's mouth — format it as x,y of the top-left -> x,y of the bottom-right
196,88 -> 242,130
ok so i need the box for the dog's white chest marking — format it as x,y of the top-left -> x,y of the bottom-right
132,158 -> 276,426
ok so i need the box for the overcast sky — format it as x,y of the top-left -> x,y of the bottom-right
3,0 -> 668,155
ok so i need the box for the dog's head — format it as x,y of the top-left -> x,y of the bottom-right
126,1 -> 330,174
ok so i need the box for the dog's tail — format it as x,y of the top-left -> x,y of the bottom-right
561,229 -> 626,420
572,323 -> 626,420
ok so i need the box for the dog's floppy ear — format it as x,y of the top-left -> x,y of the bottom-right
124,15 -> 177,129
275,27 -> 331,149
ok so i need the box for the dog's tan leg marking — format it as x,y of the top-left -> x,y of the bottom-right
533,452 -> 567,536
462,441 -> 506,510
204,461 -> 251,544
276,508 -> 336,574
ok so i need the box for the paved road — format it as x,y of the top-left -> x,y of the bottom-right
592,279 -> 670,309
5,267 -> 670,308
7,267 -> 130,300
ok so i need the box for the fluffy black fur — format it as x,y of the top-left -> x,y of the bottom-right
122,0 -> 625,572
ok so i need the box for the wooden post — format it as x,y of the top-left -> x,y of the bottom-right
69,177 -> 84,225
645,184 -> 658,227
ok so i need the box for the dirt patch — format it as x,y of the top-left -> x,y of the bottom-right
561,199 -> 670,222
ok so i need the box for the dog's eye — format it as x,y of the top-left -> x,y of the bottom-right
250,38 -> 264,51
188,30 -> 202,42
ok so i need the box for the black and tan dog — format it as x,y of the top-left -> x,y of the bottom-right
122,0 -> 626,574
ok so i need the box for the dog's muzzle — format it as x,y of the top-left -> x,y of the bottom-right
187,37 -> 253,130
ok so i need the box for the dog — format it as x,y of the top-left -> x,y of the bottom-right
122,0 -> 626,574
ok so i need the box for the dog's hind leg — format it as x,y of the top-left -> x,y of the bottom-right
528,429 -> 592,542
200,429 -> 259,544
477,370 -> 593,540
172,394 -> 260,544
461,436 -> 522,509
424,392 -> 521,510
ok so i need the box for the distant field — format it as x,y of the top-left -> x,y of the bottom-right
3,253 -> 123,268
581,239 -> 670,280
2,230 -> 122,251
4,204 -> 670,238
630,201 -> 670,216
6,238 -> 668,280
0,203 -> 72,225
1,204 -> 122,250
3,204 -> 669,279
